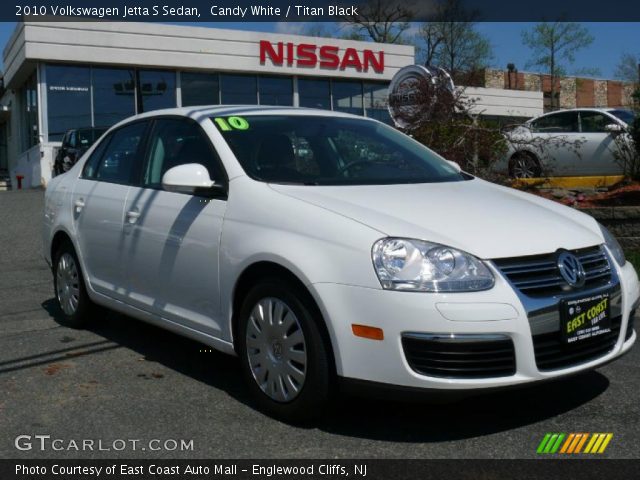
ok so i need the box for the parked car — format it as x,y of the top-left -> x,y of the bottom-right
54,127 -> 108,176
43,107 -> 638,422
499,108 -> 635,178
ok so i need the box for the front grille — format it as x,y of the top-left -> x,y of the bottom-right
493,246 -> 611,297
402,334 -> 516,379
532,315 -> 622,371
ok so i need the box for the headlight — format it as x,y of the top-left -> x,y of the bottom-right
372,238 -> 495,292
599,224 -> 625,266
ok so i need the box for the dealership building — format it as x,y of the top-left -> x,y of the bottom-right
0,20 -> 545,189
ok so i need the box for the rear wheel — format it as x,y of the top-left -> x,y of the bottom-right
237,278 -> 332,423
53,241 -> 94,328
509,152 -> 542,178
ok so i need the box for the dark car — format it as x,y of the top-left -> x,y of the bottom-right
54,127 -> 108,175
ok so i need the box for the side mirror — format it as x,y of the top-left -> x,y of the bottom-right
447,160 -> 462,172
604,123 -> 623,134
162,163 -> 225,196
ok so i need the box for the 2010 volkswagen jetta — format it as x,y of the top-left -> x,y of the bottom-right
43,106 -> 639,421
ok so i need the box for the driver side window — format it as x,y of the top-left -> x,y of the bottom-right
143,118 -> 225,189
580,111 -> 612,133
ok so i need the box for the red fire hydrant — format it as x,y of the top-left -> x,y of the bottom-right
16,175 -> 24,190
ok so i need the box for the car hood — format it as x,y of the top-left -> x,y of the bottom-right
269,178 -> 604,259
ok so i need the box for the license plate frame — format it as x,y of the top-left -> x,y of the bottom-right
560,291 -> 612,344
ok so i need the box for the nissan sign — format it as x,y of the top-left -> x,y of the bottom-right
259,40 -> 384,73
388,65 -> 455,128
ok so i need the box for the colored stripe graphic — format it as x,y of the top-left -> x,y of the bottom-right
537,433 -> 552,454
598,434 -> 613,453
538,433 -> 613,454
550,433 -> 565,453
584,434 -> 599,453
537,433 -> 565,454
574,433 -> 589,454
560,433 -> 575,453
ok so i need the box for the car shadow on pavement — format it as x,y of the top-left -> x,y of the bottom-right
42,298 -> 610,442
319,372 -> 609,442
41,298 -> 252,404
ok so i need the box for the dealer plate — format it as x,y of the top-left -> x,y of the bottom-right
561,292 -> 611,344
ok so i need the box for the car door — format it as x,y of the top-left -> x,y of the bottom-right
578,110 -> 624,175
71,120 -> 150,301
122,117 -> 228,336
530,111 -> 582,175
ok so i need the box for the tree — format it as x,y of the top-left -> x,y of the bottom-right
418,0 -> 493,79
389,76 -> 508,180
614,52 -> 640,84
343,0 -> 414,43
299,23 -> 336,38
522,22 -> 594,110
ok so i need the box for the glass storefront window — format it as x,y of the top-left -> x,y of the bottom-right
92,68 -> 136,127
181,72 -> 220,107
364,82 -> 391,124
138,70 -> 176,113
333,80 -> 363,115
46,65 -> 91,141
298,78 -> 331,110
258,76 -> 293,106
220,74 -> 257,104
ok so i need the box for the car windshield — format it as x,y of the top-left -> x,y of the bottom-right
609,109 -> 635,125
210,115 -> 467,185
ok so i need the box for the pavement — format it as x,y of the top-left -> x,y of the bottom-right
0,188 -> 639,459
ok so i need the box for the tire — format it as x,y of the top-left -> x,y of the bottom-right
509,152 -> 542,179
237,278 -> 332,423
52,241 -> 94,328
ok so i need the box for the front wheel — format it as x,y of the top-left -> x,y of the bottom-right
237,279 -> 332,423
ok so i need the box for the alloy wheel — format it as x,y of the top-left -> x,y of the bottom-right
512,155 -> 539,178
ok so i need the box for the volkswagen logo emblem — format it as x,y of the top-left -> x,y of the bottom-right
556,250 -> 586,288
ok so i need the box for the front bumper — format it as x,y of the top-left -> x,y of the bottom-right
313,259 -> 638,391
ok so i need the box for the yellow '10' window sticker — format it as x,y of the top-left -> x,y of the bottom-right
213,116 -> 250,131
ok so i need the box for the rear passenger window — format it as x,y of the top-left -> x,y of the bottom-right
82,135 -> 111,179
94,122 -> 147,185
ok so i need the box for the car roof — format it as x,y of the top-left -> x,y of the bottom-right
106,105 -> 378,133
125,105 -> 372,122
527,107 -> 633,122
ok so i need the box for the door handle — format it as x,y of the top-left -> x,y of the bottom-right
126,209 -> 141,224
74,198 -> 85,214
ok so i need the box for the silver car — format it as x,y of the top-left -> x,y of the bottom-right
501,108 -> 635,178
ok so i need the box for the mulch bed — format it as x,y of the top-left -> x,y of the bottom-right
533,182 -> 640,208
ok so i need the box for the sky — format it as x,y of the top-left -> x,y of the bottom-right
0,21 -> 638,79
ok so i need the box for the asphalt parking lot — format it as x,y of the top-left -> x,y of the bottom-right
0,188 -> 639,459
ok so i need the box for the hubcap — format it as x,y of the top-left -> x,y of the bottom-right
245,297 -> 307,403
56,253 -> 80,316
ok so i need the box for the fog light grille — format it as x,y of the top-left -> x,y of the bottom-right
401,333 -> 516,379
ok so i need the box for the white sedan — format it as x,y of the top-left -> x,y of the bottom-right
43,106 -> 639,422
501,108 -> 635,178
